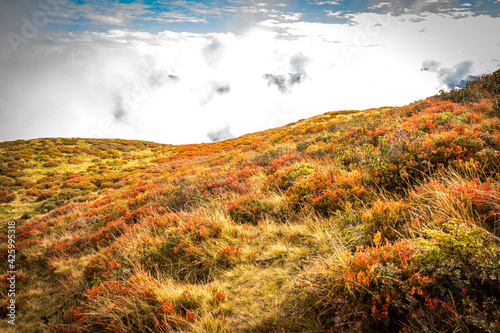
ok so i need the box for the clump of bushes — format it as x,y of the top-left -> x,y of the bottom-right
62,173 -> 98,192
266,162 -> 315,190
287,223 -> 500,332
0,189 -> 16,203
0,176 -> 15,187
227,193 -> 271,224
359,199 -> 411,243
43,160 -> 60,168
410,171 -> 500,236
84,212 -> 242,284
35,189 -> 56,201
286,169 -> 371,215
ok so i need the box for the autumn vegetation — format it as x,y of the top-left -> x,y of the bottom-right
1,69 -> 500,332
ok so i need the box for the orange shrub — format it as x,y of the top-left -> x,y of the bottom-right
268,153 -> 304,174
288,224 -> 500,332
0,189 -> 16,203
43,160 -> 60,168
286,170 -> 370,215
411,177 -> 500,236
63,174 -> 98,192
227,193 -> 270,224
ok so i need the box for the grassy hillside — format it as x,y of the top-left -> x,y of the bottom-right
1,70 -> 500,332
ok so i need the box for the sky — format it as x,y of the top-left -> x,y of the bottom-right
0,0 -> 499,144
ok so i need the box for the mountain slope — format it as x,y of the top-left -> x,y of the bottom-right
1,70 -> 500,332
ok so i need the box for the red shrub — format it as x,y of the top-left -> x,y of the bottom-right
227,194 -> 270,224
0,190 -> 16,203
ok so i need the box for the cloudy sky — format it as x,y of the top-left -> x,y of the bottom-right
0,0 -> 499,144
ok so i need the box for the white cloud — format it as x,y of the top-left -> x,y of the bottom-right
281,13 -> 303,21
85,14 -> 126,26
0,11 -> 499,144
312,1 -> 342,5
325,10 -> 344,18
369,2 -> 392,9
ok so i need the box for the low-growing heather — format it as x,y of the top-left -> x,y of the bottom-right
227,194 -> 271,224
287,223 -> 500,332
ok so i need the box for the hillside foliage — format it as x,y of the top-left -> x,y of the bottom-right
1,70 -> 500,332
